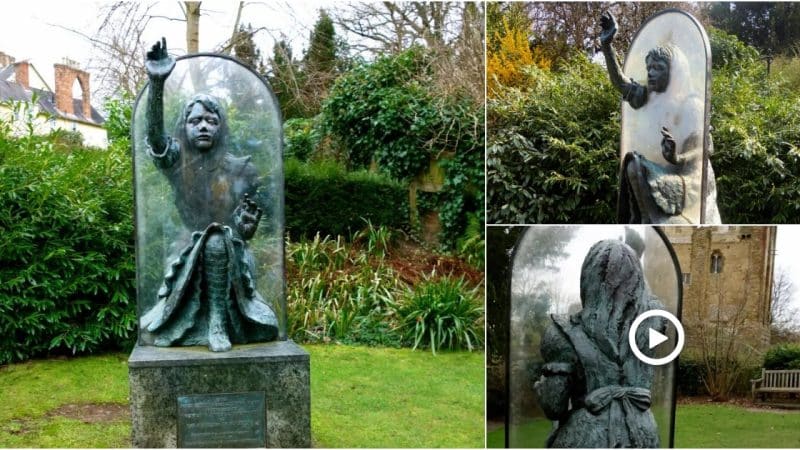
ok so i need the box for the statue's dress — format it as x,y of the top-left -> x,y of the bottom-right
536,240 -> 665,448
140,137 -> 278,346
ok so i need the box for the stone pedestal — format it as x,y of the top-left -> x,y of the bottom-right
128,340 -> 310,448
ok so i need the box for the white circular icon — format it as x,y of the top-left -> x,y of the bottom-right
628,310 -> 685,366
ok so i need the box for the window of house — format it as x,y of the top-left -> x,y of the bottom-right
710,251 -> 723,274
682,273 -> 692,285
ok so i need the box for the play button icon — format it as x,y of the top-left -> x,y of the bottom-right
648,328 -> 668,349
628,310 -> 685,366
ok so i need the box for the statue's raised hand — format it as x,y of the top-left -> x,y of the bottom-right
661,126 -> 678,164
599,11 -> 618,46
145,38 -> 175,84
234,194 -> 262,240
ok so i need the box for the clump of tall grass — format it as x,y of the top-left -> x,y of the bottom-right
286,232 -> 403,345
397,275 -> 484,354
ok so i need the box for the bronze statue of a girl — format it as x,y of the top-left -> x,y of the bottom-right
139,39 -> 278,351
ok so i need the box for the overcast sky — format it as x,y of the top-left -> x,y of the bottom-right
775,225 -> 800,293
1,1 -> 334,95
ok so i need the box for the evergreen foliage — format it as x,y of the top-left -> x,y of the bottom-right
322,46 -> 484,247
304,10 -> 337,75
285,231 -> 483,352
707,2 -> 800,56
709,29 -> 800,223
283,117 -> 323,161
398,276 -> 484,354
487,53 -> 619,223
284,158 -> 409,239
486,4 -> 551,96
763,343 -> 800,370
232,23 -> 267,74
268,10 -> 342,119
0,111 -> 136,364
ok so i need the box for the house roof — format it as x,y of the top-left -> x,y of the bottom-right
0,65 -> 105,126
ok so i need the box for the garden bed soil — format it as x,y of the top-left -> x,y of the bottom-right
387,237 -> 483,287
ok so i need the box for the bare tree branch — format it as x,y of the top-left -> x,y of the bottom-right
772,266 -> 799,332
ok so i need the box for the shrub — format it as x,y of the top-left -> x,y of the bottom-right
45,129 -> 85,150
677,358 -> 705,396
710,31 -> 800,223
322,46 -> 484,248
487,16 -> 551,96
322,46 -> 434,176
284,158 -> 409,239
0,126 -> 136,364
104,94 -> 133,146
677,357 -> 762,397
771,56 -> 800,93
487,53 -> 620,223
397,276 -> 483,354
763,343 -> 800,370
284,117 -> 322,161
709,27 -> 760,71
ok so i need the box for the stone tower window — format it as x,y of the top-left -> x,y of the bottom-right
710,251 -> 723,274
682,273 -> 692,284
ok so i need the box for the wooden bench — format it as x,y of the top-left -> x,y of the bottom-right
750,369 -> 800,403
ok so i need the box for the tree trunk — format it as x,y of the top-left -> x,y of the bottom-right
185,2 -> 201,53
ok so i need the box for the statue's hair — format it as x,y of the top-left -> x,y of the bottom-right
646,46 -> 673,65
578,239 -> 646,351
182,94 -> 226,124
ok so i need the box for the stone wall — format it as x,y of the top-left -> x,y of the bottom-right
665,226 -> 775,357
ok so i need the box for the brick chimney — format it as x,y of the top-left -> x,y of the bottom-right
14,62 -> 29,89
54,63 -> 91,119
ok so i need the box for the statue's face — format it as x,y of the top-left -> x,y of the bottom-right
646,55 -> 670,93
185,103 -> 220,151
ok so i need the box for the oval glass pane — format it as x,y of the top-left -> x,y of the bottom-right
507,225 -> 680,448
132,54 -> 286,342
620,10 -> 711,223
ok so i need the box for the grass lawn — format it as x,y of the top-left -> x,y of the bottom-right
487,419 -> 550,448
675,403 -> 800,448
486,403 -> 800,448
0,344 -> 484,448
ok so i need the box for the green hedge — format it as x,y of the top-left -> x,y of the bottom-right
763,343 -> 800,370
0,130 -> 136,364
487,53 -> 619,223
284,158 -> 409,239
